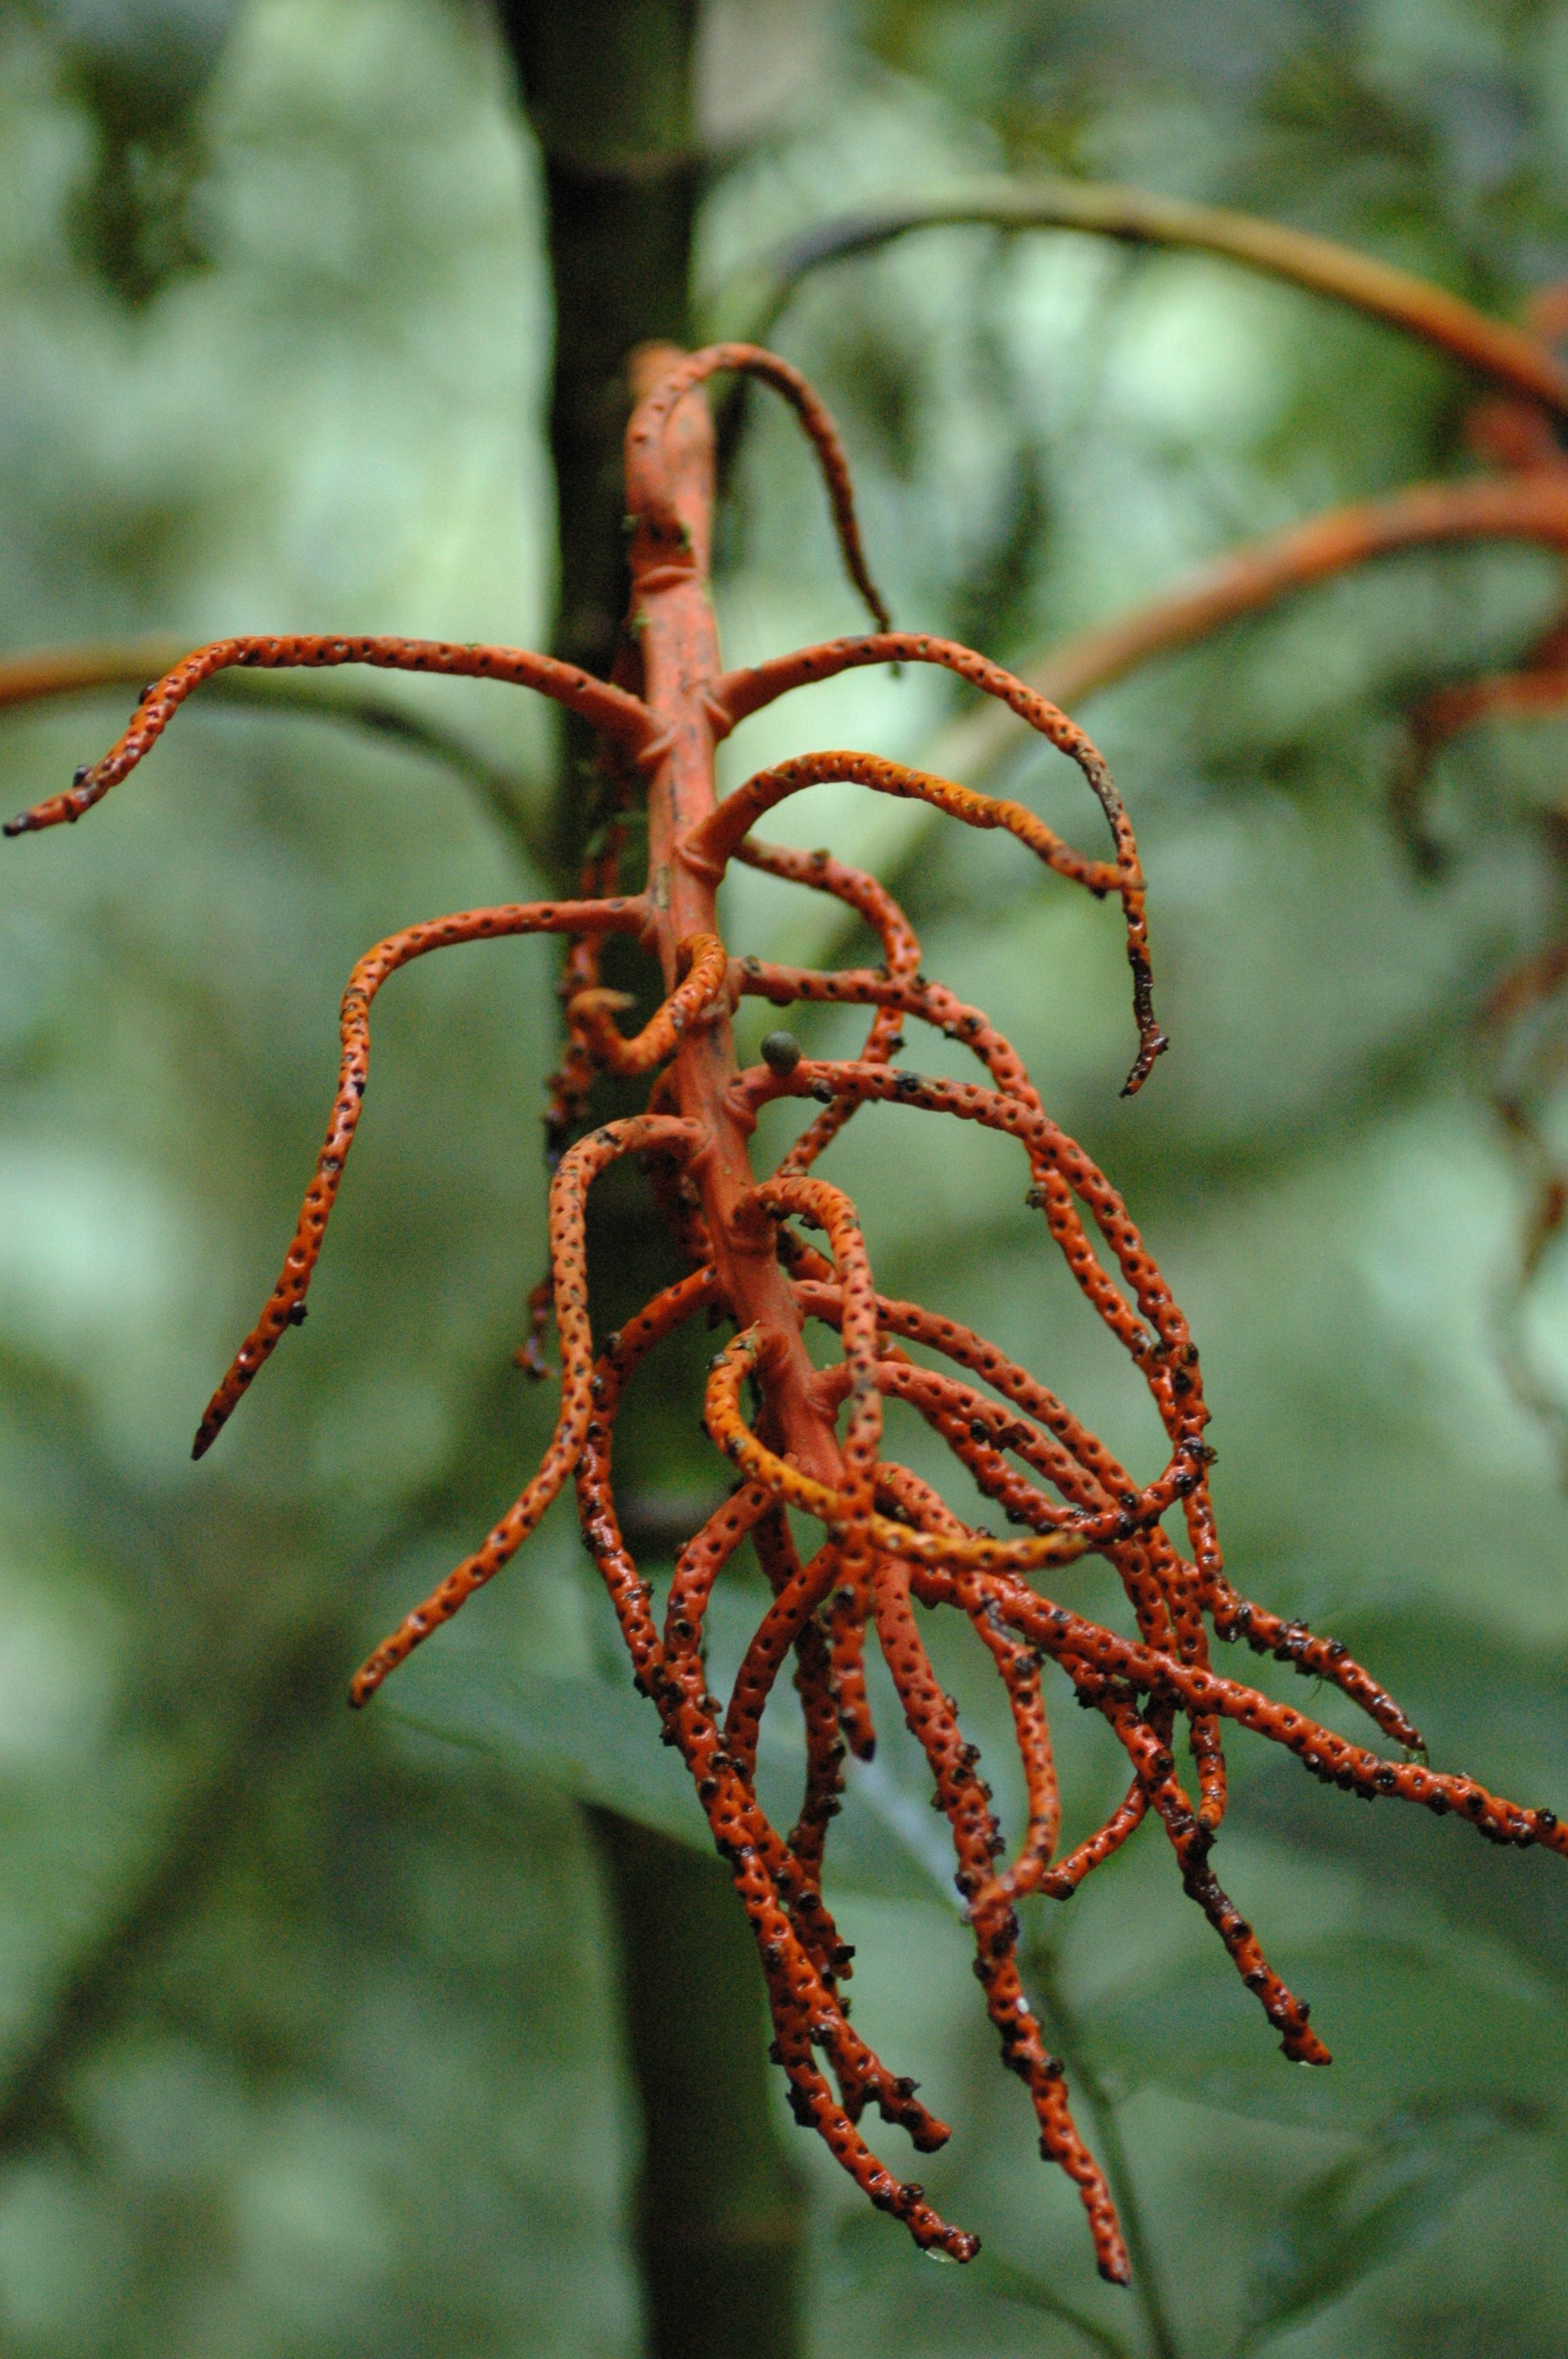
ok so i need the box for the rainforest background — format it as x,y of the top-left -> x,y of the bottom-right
2,1 -> 1567,2354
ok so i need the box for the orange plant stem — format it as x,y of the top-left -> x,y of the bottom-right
944,471 -> 1568,784
624,347 -> 848,1492
730,177 -> 1568,420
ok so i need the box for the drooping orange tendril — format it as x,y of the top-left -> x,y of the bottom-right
746,1508 -> 847,1888
734,834 -> 920,1170
623,341 -> 892,634
15,342 -> 1564,2288
191,894 -> 648,1457
2,634 -> 658,837
698,682 -> 1165,1096
349,1110 -> 702,1703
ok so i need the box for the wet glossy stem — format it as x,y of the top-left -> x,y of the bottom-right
1027,1936 -> 1184,2359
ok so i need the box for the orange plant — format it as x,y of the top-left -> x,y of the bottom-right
8,340 -> 1565,2281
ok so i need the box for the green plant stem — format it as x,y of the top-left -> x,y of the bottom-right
707,175 -> 1568,418
589,1812 -> 805,2359
977,2252 -> 1140,2359
1027,1936 -> 1184,2359
502,0 -> 701,883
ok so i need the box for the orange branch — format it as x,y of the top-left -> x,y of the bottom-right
945,471 -> 1568,785
720,177 -> 1568,417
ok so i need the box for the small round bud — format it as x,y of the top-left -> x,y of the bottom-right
760,1030 -> 802,1074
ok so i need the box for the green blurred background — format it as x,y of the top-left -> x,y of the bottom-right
3,1 -> 1568,2353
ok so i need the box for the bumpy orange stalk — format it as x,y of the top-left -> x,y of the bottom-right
10,341 -> 1565,2282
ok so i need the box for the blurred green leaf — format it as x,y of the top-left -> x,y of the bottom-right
384,1646 -> 710,1852
979,2250 -> 1140,2357
387,1634 -> 973,1906
1230,2095 -> 1542,2356
834,2208 -> 1138,2359
1083,1927 -> 1568,2134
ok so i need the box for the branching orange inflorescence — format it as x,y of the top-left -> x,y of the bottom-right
10,340 -> 1566,2284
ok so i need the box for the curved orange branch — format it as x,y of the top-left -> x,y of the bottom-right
349,1111 -> 699,1703
945,471 -> 1568,787
566,930 -> 728,1074
3,633 -> 657,836
625,341 -> 891,631
192,894 -> 648,1456
721,176 -> 1568,420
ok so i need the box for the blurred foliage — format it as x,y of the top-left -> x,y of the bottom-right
4,0 -> 1568,2354
46,0 -> 241,301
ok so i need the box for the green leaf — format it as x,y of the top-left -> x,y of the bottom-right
386,1640 -> 970,1906
978,2251 -> 1140,2358
384,1646 -> 713,1852
832,2212 -> 1137,2359
1083,1928 -> 1568,2135
1231,2095 -> 1542,2356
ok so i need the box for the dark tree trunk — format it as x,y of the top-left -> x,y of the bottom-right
493,9 -> 808,2354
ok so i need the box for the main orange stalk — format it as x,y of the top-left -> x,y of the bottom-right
10,343 -> 1566,2285
626,347 -> 848,1491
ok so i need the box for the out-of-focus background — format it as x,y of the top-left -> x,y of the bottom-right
3,2 -> 1568,2354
